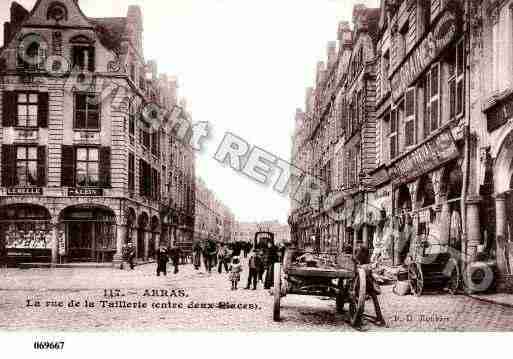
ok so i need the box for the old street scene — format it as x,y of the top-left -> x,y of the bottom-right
1,0 -> 513,332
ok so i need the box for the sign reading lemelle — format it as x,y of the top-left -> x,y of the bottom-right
388,128 -> 459,183
68,188 -> 103,196
7,187 -> 43,195
390,11 -> 458,101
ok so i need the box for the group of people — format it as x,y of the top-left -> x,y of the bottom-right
121,242 -> 182,276
191,237 -> 282,291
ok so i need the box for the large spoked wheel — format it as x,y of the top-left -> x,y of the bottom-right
349,267 -> 366,327
408,262 -> 424,297
447,258 -> 460,295
273,262 -> 281,322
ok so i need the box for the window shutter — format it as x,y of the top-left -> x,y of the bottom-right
38,92 -> 49,128
61,145 -> 75,187
1,145 -> 16,187
99,147 -> 111,188
88,46 -> 96,72
37,146 -> 47,187
2,91 -> 17,127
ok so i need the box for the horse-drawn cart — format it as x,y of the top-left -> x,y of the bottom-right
272,245 -> 369,327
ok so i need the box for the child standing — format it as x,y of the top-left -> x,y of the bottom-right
229,256 -> 242,290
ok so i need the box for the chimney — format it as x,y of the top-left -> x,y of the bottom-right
338,21 -> 352,50
3,22 -> 11,47
316,61 -> 325,85
327,41 -> 337,68
305,87 -> 314,114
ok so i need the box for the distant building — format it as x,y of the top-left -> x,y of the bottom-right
232,220 -> 290,245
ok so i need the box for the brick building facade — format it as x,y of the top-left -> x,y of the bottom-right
289,0 -> 513,292
0,0 -> 195,265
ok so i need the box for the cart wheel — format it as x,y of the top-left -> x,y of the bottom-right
349,267 -> 366,327
273,262 -> 281,322
408,262 -> 424,297
447,258 -> 460,295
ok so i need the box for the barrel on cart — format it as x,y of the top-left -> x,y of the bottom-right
408,239 -> 460,296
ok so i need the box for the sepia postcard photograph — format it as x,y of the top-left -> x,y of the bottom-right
0,0 -> 512,356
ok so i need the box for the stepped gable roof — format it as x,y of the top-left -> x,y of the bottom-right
89,16 -> 127,54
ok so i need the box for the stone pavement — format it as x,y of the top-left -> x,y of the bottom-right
1,259 -> 513,331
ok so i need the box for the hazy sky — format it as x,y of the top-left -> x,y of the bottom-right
1,0 -> 378,223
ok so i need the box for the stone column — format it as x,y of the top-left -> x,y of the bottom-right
362,224 -> 369,247
51,221 -> 58,265
144,230 -> 150,261
154,233 -> 160,251
466,196 -> 482,262
113,224 -> 126,266
438,194 -> 450,246
495,193 -> 509,276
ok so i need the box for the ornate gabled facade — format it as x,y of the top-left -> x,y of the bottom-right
0,0 -> 195,266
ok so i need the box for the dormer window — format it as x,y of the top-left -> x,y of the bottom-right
70,36 -> 95,72
17,34 -> 47,71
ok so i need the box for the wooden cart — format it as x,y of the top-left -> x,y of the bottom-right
408,238 -> 460,296
272,245 -> 368,327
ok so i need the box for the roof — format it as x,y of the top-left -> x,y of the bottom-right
89,17 -> 127,54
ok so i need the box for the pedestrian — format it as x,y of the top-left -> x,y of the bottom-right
264,241 -> 279,289
127,242 -> 136,270
156,246 -> 169,276
229,256 -> 242,290
192,240 -> 202,270
245,250 -> 261,290
217,243 -> 230,273
168,245 -> 181,274
257,249 -> 265,282
354,244 -> 386,327
203,237 -> 217,273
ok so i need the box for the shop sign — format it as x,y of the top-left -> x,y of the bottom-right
7,187 -> 43,195
388,129 -> 459,184
58,231 -> 66,256
390,10 -> 458,101
486,96 -> 513,132
68,188 -> 103,197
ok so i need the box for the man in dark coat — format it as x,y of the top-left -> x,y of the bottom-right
245,250 -> 262,290
156,246 -> 169,276
126,242 -> 136,270
203,237 -> 217,273
192,240 -> 202,270
264,242 -> 280,289
168,245 -> 181,274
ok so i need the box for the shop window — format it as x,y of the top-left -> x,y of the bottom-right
425,63 -> 440,135
16,146 -> 38,186
128,152 -> 135,193
449,39 -> 465,120
74,93 -> 100,130
404,87 -> 416,147
71,45 -> 95,72
75,147 -> 99,187
389,107 -> 399,159
17,93 -> 38,127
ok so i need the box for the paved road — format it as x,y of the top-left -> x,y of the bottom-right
1,260 -> 512,331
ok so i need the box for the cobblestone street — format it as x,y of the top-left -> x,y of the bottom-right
1,259 -> 513,331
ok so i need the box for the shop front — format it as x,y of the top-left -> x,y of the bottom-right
60,206 -> 116,263
0,204 -> 52,265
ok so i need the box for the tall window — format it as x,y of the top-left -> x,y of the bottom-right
449,39 -> 465,119
17,93 -> 38,127
129,105 -> 135,139
72,45 -> 95,72
75,147 -> 99,187
382,50 -> 390,94
17,36 -> 46,71
140,120 -> 150,149
425,63 -> 440,135
75,93 -> 100,129
389,107 -> 399,159
128,152 -> 135,193
16,147 -> 38,186
404,87 -> 416,147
